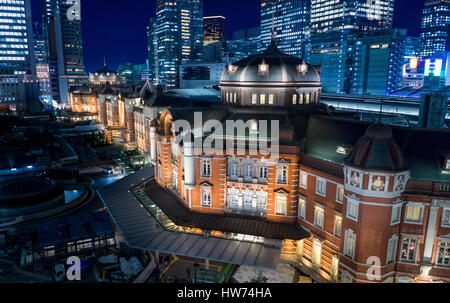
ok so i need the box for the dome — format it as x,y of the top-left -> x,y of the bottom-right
221,42 -> 321,85
345,123 -> 409,172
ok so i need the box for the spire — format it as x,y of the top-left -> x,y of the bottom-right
271,2 -> 276,42
104,54 -> 106,67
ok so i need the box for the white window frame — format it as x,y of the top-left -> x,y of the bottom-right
400,237 -> 419,263
346,198 -> 359,222
436,240 -> 450,266
334,215 -> 342,238
201,186 -> 212,207
298,196 -> 306,219
252,93 -> 257,104
299,171 -> 308,189
275,193 -> 288,216
386,234 -> 398,264
404,202 -> 424,225
201,159 -> 212,178
331,256 -> 339,280
442,208 -> 450,228
344,229 -> 357,260
314,203 -> 325,229
391,203 -> 402,225
336,185 -> 344,203
312,239 -> 322,267
315,177 -> 327,197
276,165 -> 288,184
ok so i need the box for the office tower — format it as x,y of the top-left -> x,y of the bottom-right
227,27 -> 261,62
155,0 -> 203,89
147,18 -> 158,84
309,0 -> 395,93
118,63 -> 149,87
41,0 -> 87,103
259,0 -> 311,58
203,16 -> 226,47
421,0 -> 450,58
0,0 -> 39,111
344,29 -> 408,96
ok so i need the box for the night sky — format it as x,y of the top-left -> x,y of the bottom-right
31,0 -> 426,73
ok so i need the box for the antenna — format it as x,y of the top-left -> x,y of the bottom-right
104,54 -> 106,67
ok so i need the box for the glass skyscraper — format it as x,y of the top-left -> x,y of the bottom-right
155,0 -> 203,89
147,17 -> 158,85
309,0 -> 395,93
0,0 -> 39,110
227,27 -> 261,62
420,0 -> 450,58
259,0 -> 310,58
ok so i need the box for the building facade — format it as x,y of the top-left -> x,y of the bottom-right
179,62 -> 226,89
150,43 -> 450,283
227,27 -> 261,62
421,0 -> 450,58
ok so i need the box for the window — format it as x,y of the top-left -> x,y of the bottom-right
233,93 -> 237,103
316,177 -> 327,196
157,163 -> 162,180
344,229 -> 357,259
268,94 -> 274,105
312,239 -> 322,267
299,93 -> 304,104
276,193 -> 288,216
334,215 -> 342,237
260,94 -> 266,105
299,171 -> 308,189
226,92 -> 229,102
252,93 -> 257,104
336,185 -> 344,203
245,164 -> 252,179
292,94 -> 297,105
386,235 -> 398,264
437,241 -> 450,266
442,209 -> 450,227
277,165 -> 288,184
201,187 -> 211,207
314,204 -> 325,229
296,240 -> 304,256
305,93 -> 310,104
346,198 -> 359,221
331,256 -> 339,279
400,237 -> 418,263
259,165 -> 268,180
391,204 -> 402,225
298,196 -> 306,219
405,203 -> 424,224
201,159 -> 212,178
230,162 -> 239,179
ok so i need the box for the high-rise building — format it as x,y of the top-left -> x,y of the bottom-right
203,16 -> 226,47
155,0 -> 203,89
309,0 -> 395,93
0,0 -> 39,111
41,0 -> 87,103
227,27 -> 261,62
420,0 -> 450,58
147,18 -> 158,84
259,0 -> 310,58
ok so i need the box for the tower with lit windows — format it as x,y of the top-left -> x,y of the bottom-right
420,0 -> 450,58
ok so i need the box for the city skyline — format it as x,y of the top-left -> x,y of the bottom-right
31,0 -> 427,72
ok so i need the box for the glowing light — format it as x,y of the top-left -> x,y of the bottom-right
258,60 -> 269,75
409,58 -> 418,69
425,59 -> 443,77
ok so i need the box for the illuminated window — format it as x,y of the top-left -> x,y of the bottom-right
331,256 -> 339,279
347,198 -> 359,221
305,93 -> 310,104
400,237 -> 418,263
437,241 -> 450,266
299,171 -> 308,189
334,215 -> 342,237
275,193 -> 288,216
292,94 -> 297,105
299,93 -> 304,104
296,240 -> 304,257
260,94 -> 266,105
252,93 -> 257,104
336,185 -> 344,203
268,94 -> 274,105
312,239 -> 322,267
314,204 -> 325,229
298,196 -> 306,219
405,203 -> 424,224
344,229 -> 357,259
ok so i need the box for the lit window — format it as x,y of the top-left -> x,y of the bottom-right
346,198 -> 359,221
201,159 -> 212,178
400,237 -> 418,263
316,177 -> 327,196
299,93 -> 304,104
334,215 -> 342,237
305,93 -> 310,104
292,94 -> 297,105
298,196 -> 306,219
314,204 -> 325,229
252,93 -> 257,104
344,229 -> 357,259
260,94 -> 266,105
276,193 -> 288,216
312,239 -> 322,267
336,185 -> 344,203
296,240 -> 304,256
268,94 -> 274,104
386,235 -> 398,264
405,203 -> 424,224
299,171 -> 308,189
331,256 -> 339,279
233,93 -> 237,103
391,204 -> 402,225
437,241 -> 450,266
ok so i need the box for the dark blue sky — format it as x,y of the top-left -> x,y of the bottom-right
31,0 -> 426,72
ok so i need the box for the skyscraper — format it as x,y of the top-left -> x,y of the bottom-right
0,0 -> 39,111
203,16 -> 226,47
147,17 -> 158,84
309,0 -> 395,93
227,27 -> 261,62
41,0 -> 87,103
155,0 -> 203,88
259,0 -> 310,58
420,0 -> 450,58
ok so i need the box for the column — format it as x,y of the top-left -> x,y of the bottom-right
423,206 -> 439,264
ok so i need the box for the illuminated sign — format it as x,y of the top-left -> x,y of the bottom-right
424,59 -> 443,77
409,58 -> 418,69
